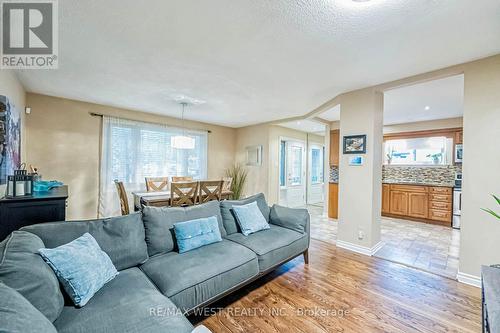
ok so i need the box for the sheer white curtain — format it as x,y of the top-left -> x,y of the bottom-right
98,116 -> 208,217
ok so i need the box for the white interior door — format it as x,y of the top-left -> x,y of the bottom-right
279,140 -> 306,207
307,144 -> 324,205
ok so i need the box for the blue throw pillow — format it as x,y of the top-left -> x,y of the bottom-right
38,233 -> 118,307
174,216 -> 222,253
232,201 -> 270,236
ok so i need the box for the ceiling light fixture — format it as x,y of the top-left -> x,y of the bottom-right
424,106 -> 431,110
171,102 -> 195,150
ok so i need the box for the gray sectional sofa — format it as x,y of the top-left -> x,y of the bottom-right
0,193 -> 310,333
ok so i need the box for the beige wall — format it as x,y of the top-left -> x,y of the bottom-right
337,88 -> 384,250
235,124 -> 327,204
459,55 -> 500,278
234,123 -> 271,199
0,71 -> 26,194
25,93 -> 236,220
383,117 -> 463,134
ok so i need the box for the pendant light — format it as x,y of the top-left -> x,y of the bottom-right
171,102 -> 195,149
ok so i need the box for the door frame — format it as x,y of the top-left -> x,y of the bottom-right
277,136 -> 307,207
307,142 -> 325,205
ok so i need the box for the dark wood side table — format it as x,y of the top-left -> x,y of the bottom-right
0,185 -> 68,241
483,265 -> 500,333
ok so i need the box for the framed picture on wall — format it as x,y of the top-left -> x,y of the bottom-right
0,96 -> 21,185
343,135 -> 366,154
246,145 -> 262,166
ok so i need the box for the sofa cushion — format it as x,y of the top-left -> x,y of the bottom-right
232,201 -> 270,236
22,213 -> 148,271
142,200 -> 226,257
269,205 -> 309,234
53,267 -> 193,333
39,233 -> 119,307
0,282 -> 57,333
174,216 -> 222,253
226,224 -> 308,272
140,240 -> 259,312
220,193 -> 270,235
0,231 -> 64,322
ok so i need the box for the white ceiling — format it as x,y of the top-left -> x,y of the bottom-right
279,120 -> 326,135
383,75 -> 464,125
16,0 -> 500,128
318,105 -> 341,122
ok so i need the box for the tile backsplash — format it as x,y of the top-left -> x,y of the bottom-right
329,165 -> 339,183
329,164 -> 461,186
382,165 -> 461,186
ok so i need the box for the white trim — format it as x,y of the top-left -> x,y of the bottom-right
456,271 -> 481,288
336,240 -> 385,256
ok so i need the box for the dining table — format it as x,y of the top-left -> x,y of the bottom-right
132,187 -> 233,210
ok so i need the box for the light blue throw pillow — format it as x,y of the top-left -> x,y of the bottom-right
174,216 -> 222,253
38,233 -> 118,307
232,201 -> 270,236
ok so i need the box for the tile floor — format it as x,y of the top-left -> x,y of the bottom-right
305,204 -> 460,279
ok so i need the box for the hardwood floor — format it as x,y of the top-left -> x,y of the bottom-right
191,239 -> 481,333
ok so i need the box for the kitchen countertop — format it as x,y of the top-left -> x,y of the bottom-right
383,181 -> 455,188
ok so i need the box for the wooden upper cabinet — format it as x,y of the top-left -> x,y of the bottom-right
330,130 -> 340,166
389,191 -> 408,216
408,192 -> 429,219
382,184 -> 391,214
455,130 -> 463,144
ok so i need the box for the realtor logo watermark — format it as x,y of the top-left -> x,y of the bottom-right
1,0 -> 58,69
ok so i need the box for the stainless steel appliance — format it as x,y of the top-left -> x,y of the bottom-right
453,172 -> 462,229
451,173 -> 462,229
454,173 -> 462,188
455,144 -> 463,163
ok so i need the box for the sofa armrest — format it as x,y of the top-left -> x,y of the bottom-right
269,204 -> 310,235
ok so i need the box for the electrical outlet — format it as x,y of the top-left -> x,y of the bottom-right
358,230 -> 364,240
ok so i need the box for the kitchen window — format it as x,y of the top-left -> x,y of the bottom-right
384,136 -> 453,166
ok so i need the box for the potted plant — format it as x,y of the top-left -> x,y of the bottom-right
483,195 -> 500,220
426,152 -> 443,165
225,163 -> 248,200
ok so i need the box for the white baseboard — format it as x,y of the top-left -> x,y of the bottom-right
456,271 -> 481,288
336,240 -> 385,256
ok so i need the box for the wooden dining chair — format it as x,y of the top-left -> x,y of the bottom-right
145,177 -> 169,192
199,180 -> 223,204
171,176 -> 193,183
221,177 -> 233,200
114,180 -> 130,215
170,181 -> 198,207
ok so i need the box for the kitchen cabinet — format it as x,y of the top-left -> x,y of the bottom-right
328,183 -> 338,219
428,186 -> 452,223
389,190 -> 408,216
329,130 -> 340,166
382,184 -> 391,214
328,129 -> 340,219
382,184 -> 452,226
408,192 -> 429,219
455,130 -> 463,144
